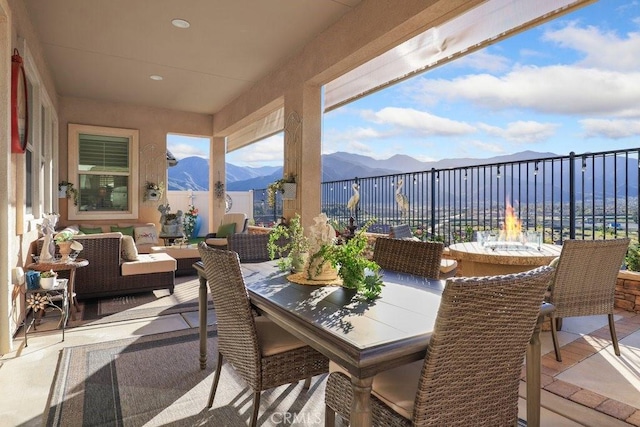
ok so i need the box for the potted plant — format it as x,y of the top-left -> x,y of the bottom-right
267,173 -> 297,206
58,181 -> 79,206
306,215 -> 384,299
39,270 -> 58,290
54,230 -> 77,261
267,214 -> 309,272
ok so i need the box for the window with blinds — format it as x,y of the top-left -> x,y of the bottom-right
68,124 -> 139,220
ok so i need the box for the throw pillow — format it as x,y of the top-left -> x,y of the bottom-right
79,226 -> 103,235
121,235 -> 139,261
134,225 -> 159,245
110,225 -> 135,237
216,222 -> 236,238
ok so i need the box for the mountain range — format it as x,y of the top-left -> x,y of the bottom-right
168,150 -> 561,191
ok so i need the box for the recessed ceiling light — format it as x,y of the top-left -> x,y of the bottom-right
171,18 -> 190,29
150,75 -> 163,81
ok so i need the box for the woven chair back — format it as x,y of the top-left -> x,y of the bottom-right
389,224 -> 414,239
549,238 -> 629,318
373,237 -> 443,278
198,243 -> 261,385
413,266 -> 554,426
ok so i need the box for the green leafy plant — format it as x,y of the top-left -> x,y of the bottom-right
59,180 -> 79,206
268,214 -> 309,272
183,205 -> 199,238
40,270 -> 57,278
267,173 -> 296,207
625,243 -> 640,272
54,230 -> 74,243
308,219 -> 384,299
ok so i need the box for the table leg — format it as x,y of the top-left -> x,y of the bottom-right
350,375 -> 374,427
198,273 -> 208,370
526,314 -> 544,427
68,268 -> 79,320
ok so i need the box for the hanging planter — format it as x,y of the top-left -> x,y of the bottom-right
267,173 -> 297,206
144,181 -> 164,202
282,183 -> 297,199
58,181 -> 79,206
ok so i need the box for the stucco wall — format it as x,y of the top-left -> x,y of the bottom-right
58,97 -> 213,226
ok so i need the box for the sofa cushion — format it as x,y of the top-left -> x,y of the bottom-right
111,225 -> 135,237
121,253 -> 176,276
80,225 -> 104,234
121,235 -> 139,261
216,222 -> 236,238
134,225 -> 159,245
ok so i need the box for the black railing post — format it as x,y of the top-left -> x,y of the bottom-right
569,151 -> 576,239
430,168 -> 436,240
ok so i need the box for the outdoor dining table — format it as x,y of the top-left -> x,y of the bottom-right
193,260 -> 552,427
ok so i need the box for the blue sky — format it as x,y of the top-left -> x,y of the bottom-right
169,0 -> 640,167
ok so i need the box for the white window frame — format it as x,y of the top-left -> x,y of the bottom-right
67,123 -> 139,220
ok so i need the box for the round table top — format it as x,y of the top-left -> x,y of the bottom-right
27,258 -> 89,271
448,242 -> 562,266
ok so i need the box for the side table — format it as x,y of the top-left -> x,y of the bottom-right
26,258 -> 89,320
159,233 -> 184,246
24,278 -> 69,347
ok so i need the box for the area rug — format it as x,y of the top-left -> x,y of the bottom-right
44,328 -> 330,426
70,276 -> 211,327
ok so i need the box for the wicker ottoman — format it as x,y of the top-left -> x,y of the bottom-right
151,245 -> 200,276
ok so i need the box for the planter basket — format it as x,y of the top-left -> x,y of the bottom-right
146,189 -> 161,201
282,183 -> 297,200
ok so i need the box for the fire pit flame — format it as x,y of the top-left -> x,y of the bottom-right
477,202 -> 542,251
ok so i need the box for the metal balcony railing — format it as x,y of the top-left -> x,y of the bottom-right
254,148 -> 640,246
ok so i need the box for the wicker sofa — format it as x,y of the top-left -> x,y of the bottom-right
34,232 -> 176,299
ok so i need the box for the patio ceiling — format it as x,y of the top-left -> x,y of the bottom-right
24,0 -> 361,115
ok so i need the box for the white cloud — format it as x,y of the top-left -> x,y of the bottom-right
542,22 -> 640,71
478,120 -> 559,144
451,50 -> 510,73
580,118 -> 640,139
362,107 -> 476,136
416,65 -> 640,117
464,140 -> 505,154
167,143 -> 208,160
226,134 -> 284,166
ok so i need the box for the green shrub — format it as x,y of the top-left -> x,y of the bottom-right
625,243 -> 640,272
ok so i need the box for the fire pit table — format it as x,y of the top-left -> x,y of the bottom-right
448,241 -> 562,277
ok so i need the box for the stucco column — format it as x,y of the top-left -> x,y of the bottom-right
209,136 -> 226,232
284,84 -> 322,230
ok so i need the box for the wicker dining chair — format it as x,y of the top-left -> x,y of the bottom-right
325,266 -> 554,427
198,243 -> 329,427
373,237 -> 444,279
546,238 -> 629,362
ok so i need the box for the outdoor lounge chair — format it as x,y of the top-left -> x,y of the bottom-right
325,266 -> 554,426
198,244 -> 329,427
204,212 -> 248,249
546,238 -> 629,362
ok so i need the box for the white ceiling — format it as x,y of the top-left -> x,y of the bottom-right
25,0 -> 362,115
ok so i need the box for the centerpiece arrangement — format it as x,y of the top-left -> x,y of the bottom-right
281,213 -> 384,299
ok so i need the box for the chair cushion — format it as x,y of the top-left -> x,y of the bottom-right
440,259 -> 457,274
134,225 -> 159,245
205,237 -> 229,247
121,235 -> 139,261
121,253 -> 176,276
329,360 -> 421,420
216,222 -> 236,238
255,317 -> 307,357
111,225 -> 135,237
